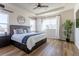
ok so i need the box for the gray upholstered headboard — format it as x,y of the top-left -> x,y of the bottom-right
10,25 -> 30,36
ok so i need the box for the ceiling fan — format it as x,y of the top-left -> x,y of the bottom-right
0,4 -> 13,13
33,3 -> 48,9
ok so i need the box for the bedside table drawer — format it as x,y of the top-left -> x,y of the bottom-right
0,36 -> 10,48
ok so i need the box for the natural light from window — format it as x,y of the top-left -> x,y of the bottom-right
42,17 -> 57,31
0,13 -> 8,35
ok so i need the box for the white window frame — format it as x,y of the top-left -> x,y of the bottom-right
42,17 -> 58,31
0,12 -> 9,36
41,16 -> 60,39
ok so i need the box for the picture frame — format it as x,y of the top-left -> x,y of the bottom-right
17,15 -> 25,24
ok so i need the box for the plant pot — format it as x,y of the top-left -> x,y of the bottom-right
66,38 -> 70,42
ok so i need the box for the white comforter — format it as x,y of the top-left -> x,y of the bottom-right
11,32 -> 46,50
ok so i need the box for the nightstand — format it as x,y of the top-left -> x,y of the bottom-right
0,35 -> 10,48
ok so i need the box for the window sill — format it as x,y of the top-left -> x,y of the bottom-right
0,35 -> 5,36
0,33 -> 7,36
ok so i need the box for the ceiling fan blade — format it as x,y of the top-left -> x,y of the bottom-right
33,3 -> 48,9
33,6 -> 38,9
41,5 -> 48,7
3,9 -> 13,13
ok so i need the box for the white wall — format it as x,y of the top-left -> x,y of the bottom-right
3,4 -> 35,26
74,4 -> 79,49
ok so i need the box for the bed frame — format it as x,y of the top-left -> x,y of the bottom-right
10,25 -> 47,54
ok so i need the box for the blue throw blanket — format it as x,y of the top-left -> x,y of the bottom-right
22,33 -> 42,44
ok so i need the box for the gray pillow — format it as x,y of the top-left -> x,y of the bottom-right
27,28 -> 31,33
16,29 -> 24,34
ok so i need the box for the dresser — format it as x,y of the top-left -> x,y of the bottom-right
0,35 -> 10,48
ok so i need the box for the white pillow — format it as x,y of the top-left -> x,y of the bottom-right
24,30 -> 27,33
13,29 -> 17,34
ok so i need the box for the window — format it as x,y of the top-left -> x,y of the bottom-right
42,17 -> 58,31
0,13 -> 9,35
41,16 -> 60,39
30,19 -> 36,31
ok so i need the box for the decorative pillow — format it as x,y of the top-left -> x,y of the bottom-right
13,29 -> 17,34
16,29 -> 24,34
24,30 -> 27,33
27,28 -> 31,33
13,29 -> 24,34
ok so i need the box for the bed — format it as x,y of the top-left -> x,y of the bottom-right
10,25 -> 47,54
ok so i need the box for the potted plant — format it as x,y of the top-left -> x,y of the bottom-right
63,20 -> 73,42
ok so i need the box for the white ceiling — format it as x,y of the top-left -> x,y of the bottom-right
12,3 -> 75,15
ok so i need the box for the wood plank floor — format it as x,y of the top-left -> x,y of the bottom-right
0,39 -> 79,56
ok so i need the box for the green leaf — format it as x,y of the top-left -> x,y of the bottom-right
63,19 -> 73,39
